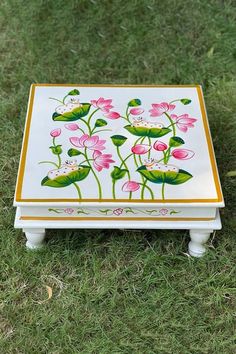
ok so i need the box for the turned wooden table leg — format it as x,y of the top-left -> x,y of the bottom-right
23,228 -> 46,249
188,229 -> 213,257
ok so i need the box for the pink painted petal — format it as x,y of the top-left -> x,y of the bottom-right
90,99 -> 98,107
122,181 -> 140,192
69,137 -> 81,147
84,135 -> 99,148
64,123 -> 79,131
101,99 -> 112,106
79,134 -> 90,147
153,140 -> 168,151
50,128 -> 61,137
170,114 -> 178,120
178,116 -> 197,124
172,149 -> 194,160
103,111 -> 120,119
131,144 -> 151,155
177,124 -> 188,133
130,108 -> 144,115
168,104 -> 176,111
160,102 -> 169,111
93,161 -> 103,172
149,108 -> 163,117
93,150 -> 102,159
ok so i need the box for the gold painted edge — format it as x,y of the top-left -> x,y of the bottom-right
20,216 -> 215,221
14,84 -> 223,205
196,86 -> 223,203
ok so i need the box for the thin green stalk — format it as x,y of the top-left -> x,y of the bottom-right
80,118 -> 92,135
119,153 -> 133,168
148,137 -> 151,158
112,180 -> 116,199
169,99 -> 180,104
141,179 -> 147,199
49,97 -> 64,104
117,146 -> 131,199
52,137 -> 62,168
91,128 -> 112,134
164,112 -> 176,136
73,182 -> 82,199
84,148 -> 102,199
87,108 -> 99,130
38,161 -> 59,168
161,183 -> 165,200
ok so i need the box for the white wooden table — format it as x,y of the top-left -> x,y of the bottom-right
14,84 -> 224,257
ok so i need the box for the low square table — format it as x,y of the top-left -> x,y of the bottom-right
14,84 -> 224,257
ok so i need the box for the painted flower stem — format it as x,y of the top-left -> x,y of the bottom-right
49,97 -> 64,104
80,118 -> 92,135
87,108 -> 99,130
117,146 -> 132,199
52,137 -> 61,168
119,153 -> 133,168
164,112 -> 176,136
73,182 -> 82,199
161,183 -> 165,200
92,128 -> 112,134
38,161 -> 59,168
84,148 -> 102,199
112,180 -> 116,199
148,137 -> 151,158
140,180 -> 154,200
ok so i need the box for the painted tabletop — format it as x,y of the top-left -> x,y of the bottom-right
14,84 -> 223,206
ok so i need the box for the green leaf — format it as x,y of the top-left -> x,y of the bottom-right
137,166 -> 192,185
111,135 -> 127,147
95,119 -> 107,127
52,103 -> 91,121
111,166 -> 128,180
169,136 -> 185,147
180,98 -> 191,105
41,165 -> 90,188
125,125 -> 171,138
67,148 -> 82,157
49,145 -> 62,155
128,98 -> 141,107
68,89 -> 80,95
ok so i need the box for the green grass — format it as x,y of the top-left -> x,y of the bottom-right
1,0 -> 236,352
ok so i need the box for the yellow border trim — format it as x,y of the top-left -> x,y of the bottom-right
20,216 -> 214,221
15,84 -> 223,204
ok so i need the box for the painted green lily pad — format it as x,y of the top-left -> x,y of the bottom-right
52,103 -> 91,121
124,125 -> 171,138
137,166 -> 192,185
41,165 -> 90,188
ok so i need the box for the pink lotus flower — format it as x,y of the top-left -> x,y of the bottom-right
50,128 -> 61,137
103,111 -> 120,119
93,150 -> 115,172
172,149 -> 194,160
90,97 -> 113,112
64,123 -> 79,131
122,181 -> 140,192
170,114 -> 197,132
149,102 -> 176,117
153,140 -> 168,151
159,208 -> 168,216
130,108 -> 144,115
70,134 -> 106,151
113,208 -> 123,216
64,208 -> 74,214
131,144 -> 151,155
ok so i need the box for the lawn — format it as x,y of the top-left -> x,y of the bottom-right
0,0 -> 236,353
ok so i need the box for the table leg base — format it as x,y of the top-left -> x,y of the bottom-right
188,229 -> 212,257
23,228 -> 46,249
